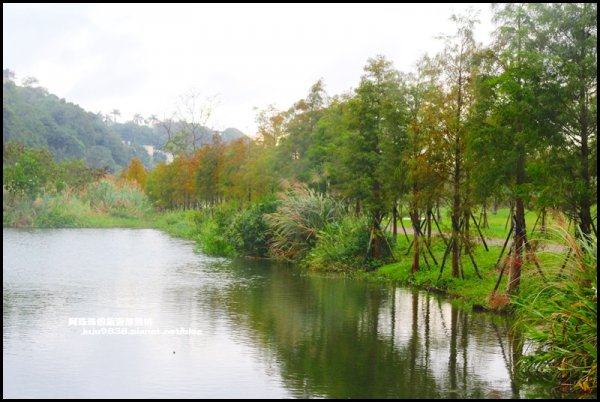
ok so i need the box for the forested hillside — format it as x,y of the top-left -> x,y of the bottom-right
2,72 -> 247,171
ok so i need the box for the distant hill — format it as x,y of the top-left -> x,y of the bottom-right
3,80 -> 162,171
220,127 -> 246,143
3,74 -> 249,171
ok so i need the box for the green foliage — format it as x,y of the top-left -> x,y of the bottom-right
515,230 -> 597,396
189,205 -> 236,257
121,157 -> 148,188
56,158 -> 108,192
33,193 -> 84,228
3,180 -> 151,229
82,179 -> 151,219
226,199 -> 279,257
3,79 -> 167,171
3,142 -> 108,198
196,218 -> 235,257
305,215 -> 372,272
375,236 -> 502,309
3,142 -> 54,197
265,185 -> 344,261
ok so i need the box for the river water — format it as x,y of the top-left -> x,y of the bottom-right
3,228 -> 548,398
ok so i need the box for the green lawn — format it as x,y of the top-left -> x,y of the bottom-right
371,231 -> 570,311
385,206 -> 582,244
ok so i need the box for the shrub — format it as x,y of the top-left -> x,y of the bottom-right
82,179 -> 150,218
188,204 -> 237,257
197,217 -> 235,257
515,223 -> 597,396
227,199 -> 279,257
305,215 -> 372,272
265,185 -> 343,261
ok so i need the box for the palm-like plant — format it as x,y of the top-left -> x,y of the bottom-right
265,184 -> 343,260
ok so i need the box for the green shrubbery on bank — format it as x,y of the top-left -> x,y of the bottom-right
3,152 -> 595,396
3,179 -> 152,228
514,230 -> 597,396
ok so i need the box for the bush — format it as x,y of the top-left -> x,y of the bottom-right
515,224 -> 597,396
226,199 -> 279,257
305,215 -> 372,272
187,204 -> 237,257
33,192 -> 87,227
83,179 -> 150,218
197,217 -> 235,257
265,185 -> 343,261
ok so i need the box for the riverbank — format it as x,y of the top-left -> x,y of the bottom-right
0,197 -> 578,311
3,196 -> 596,397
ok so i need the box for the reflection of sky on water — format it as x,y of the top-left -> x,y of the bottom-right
4,228 -> 544,398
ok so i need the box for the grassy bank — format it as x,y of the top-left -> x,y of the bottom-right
3,180 -> 154,229
4,187 -> 595,396
370,226 -> 596,396
365,234 -> 561,310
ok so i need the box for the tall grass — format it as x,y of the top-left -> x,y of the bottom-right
265,185 -> 343,261
305,215 -> 372,272
82,179 -> 151,219
3,179 -> 151,228
514,217 -> 597,396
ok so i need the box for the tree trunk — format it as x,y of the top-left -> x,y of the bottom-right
481,201 -> 488,229
578,78 -> 592,238
372,215 -> 382,260
540,208 -> 546,233
392,203 -> 398,244
509,21 -> 526,295
463,209 -> 470,241
411,210 -> 420,273
508,146 -> 526,295
452,60 -> 463,279
492,197 -> 498,215
452,148 -> 461,278
426,208 -> 432,244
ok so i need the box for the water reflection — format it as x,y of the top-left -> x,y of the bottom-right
215,258 -> 523,398
4,229 -> 534,398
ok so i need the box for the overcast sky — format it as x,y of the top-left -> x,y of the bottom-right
3,3 -> 494,136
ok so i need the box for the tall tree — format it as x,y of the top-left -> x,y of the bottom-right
341,55 -> 406,261
434,13 -> 480,278
474,4 -> 556,293
544,3 -> 597,238
276,80 -> 328,188
132,113 -> 144,126
111,109 -> 121,123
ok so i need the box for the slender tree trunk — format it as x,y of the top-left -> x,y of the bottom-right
509,20 -> 526,295
411,210 -> 420,273
373,230 -> 381,259
372,175 -> 383,259
482,201 -> 489,229
426,207 -> 432,244
373,214 -> 382,260
463,170 -> 471,242
392,203 -> 398,244
355,199 -> 361,217
436,200 -> 441,222
509,147 -> 526,295
452,61 -> 463,279
540,207 -> 546,233
493,197 -> 498,215
452,138 -> 461,278
463,209 -> 470,241
578,79 -> 592,238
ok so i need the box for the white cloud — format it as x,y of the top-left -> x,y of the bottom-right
3,3 -> 493,135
